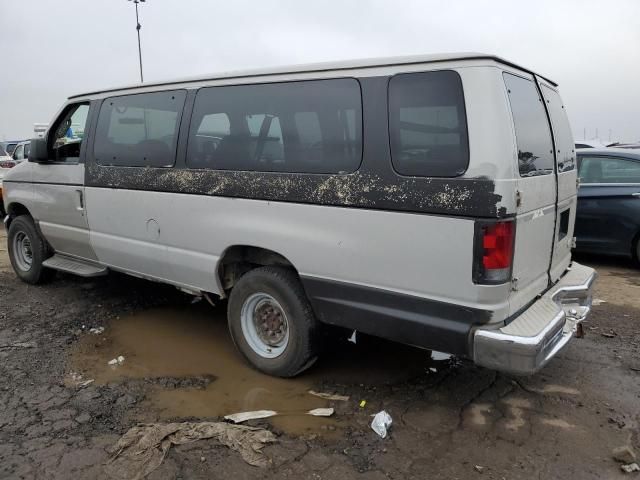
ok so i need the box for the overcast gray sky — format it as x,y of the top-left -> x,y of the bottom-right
1,0 -> 638,142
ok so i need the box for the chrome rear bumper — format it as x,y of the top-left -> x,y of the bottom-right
473,262 -> 596,375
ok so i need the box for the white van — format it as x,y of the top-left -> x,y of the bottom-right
2,53 -> 595,377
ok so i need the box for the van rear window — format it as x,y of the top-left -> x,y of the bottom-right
388,70 -> 469,177
186,79 -> 362,174
503,73 -> 554,177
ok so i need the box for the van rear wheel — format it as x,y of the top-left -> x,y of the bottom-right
227,266 -> 320,377
7,216 -> 55,284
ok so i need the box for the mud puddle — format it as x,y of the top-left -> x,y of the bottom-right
69,303 -> 432,436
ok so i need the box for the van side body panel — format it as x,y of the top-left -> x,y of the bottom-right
84,186 -> 497,355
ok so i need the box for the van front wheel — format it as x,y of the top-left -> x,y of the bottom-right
7,216 -> 55,284
227,266 -> 319,377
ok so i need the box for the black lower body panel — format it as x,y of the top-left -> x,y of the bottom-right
300,276 -> 492,357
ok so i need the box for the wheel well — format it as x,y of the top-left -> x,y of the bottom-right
5,203 -> 31,228
217,246 -> 297,293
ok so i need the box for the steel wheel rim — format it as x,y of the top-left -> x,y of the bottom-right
12,231 -> 33,272
240,293 -> 289,358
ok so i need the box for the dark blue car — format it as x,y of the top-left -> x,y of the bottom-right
575,148 -> 640,262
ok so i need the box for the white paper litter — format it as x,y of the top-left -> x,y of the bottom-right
225,408 -> 334,424
348,330 -> 357,344
224,410 -> 278,423
621,463 -> 640,473
108,355 -> 125,366
371,410 -> 393,438
89,327 -> 105,335
592,299 -> 607,306
308,390 -> 350,401
431,351 -> 452,361
68,372 -> 95,388
307,408 -> 335,417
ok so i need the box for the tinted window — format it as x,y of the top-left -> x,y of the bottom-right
579,156 -> 640,184
541,85 -> 575,172
94,91 -> 186,167
186,78 -> 362,174
388,70 -> 469,177
503,73 -> 554,176
50,103 -> 89,162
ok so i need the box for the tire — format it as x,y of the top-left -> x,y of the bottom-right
7,216 -> 55,284
634,236 -> 640,268
227,266 -> 320,377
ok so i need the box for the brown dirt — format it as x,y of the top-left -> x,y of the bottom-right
1,228 -> 639,479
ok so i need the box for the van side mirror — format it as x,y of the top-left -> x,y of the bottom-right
28,138 -> 49,163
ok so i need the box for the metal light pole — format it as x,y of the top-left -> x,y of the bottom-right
128,0 -> 146,83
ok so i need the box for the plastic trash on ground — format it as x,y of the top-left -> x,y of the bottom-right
107,355 -> 125,366
621,463 -> 640,473
431,351 -> 452,361
371,410 -> 393,438
105,421 -> 276,478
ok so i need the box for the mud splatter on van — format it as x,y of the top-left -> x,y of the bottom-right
86,163 -> 504,217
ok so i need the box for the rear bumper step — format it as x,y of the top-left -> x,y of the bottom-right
473,262 -> 596,375
42,254 -> 108,277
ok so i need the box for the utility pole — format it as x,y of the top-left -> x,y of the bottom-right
128,0 -> 146,83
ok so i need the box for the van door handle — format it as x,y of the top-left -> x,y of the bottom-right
76,189 -> 84,211
632,193 -> 640,198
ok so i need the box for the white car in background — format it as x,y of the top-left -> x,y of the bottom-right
1,141 -> 30,216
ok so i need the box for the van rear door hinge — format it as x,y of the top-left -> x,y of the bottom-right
511,277 -> 519,291
516,190 -> 522,208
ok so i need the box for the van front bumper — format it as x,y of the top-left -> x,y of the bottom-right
473,262 -> 596,375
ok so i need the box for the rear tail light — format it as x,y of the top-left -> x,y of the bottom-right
473,220 -> 515,284
0,161 -> 16,168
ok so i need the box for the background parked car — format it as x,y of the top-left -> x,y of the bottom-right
0,141 -> 29,216
0,141 -> 22,156
606,142 -> 640,150
575,148 -> 640,262
10,140 -> 30,162
575,140 -> 608,149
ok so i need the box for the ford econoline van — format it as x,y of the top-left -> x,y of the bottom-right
1,53 -> 596,377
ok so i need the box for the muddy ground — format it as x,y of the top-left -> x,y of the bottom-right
0,228 -> 638,480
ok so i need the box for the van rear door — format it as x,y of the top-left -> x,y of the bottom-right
502,72 -> 557,315
538,81 -> 577,282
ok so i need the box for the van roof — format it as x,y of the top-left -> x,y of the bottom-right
69,52 -> 557,99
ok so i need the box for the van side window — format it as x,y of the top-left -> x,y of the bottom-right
50,103 -> 89,162
388,70 -> 469,177
186,78 -> 362,174
503,73 -> 554,177
94,91 -> 186,168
